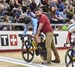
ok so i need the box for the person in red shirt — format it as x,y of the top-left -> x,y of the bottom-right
34,8 -> 60,64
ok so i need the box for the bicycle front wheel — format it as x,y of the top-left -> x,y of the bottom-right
21,40 -> 34,62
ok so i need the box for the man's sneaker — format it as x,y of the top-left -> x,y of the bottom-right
51,60 -> 60,63
42,61 -> 51,65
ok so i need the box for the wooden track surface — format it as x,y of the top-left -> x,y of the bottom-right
0,49 -> 68,67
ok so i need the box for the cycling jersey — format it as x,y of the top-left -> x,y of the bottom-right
23,17 -> 38,35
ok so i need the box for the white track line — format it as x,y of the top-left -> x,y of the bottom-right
0,56 -> 52,67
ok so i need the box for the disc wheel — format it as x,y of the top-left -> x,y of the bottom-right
39,42 -> 47,61
65,49 -> 74,67
40,48 -> 47,61
22,40 -> 34,62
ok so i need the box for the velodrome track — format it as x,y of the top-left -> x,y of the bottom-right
0,49 -> 70,67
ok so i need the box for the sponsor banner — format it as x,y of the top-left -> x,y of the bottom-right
53,31 -> 68,47
10,34 -> 17,46
0,31 -> 68,50
1,35 -> 9,46
0,31 -> 23,50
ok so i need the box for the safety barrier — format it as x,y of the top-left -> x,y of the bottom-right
0,22 -> 70,30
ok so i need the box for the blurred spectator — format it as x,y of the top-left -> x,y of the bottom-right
34,0 -> 41,6
59,9 -> 67,18
50,5 -> 58,24
23,0 -> 31,6
29,0 -> 37,12
9,0 -> 23,8
69,0 -> 73,5
0,0 -> 74,31
15,0 -> 23,5
50,5 -> 65,24
58,1 -> 65,12
59,9 -> 70,23
55,6 -> 63,20
22,0 -> 27,13
11,5 -> 23,30
25,7 -> 36,18
9,0 -> 16,16
0,2 -> 6,16
12,5 -> 23,22
74,7 -> 75,14
9,0 -> 22,10
1,0 -> 10,9
50,0 -> 57,7
70,14 -> 75,24
67,5 -> 74,19
72,0 -> 75,6
2,15 -> 10,31
6,0 -> 10,4
40,0 -> 49,12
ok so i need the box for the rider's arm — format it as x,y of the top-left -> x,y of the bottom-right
31,18 -> 38,35
23,25 -> 28,36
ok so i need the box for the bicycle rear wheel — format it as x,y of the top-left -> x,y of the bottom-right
40,49 -> 47,61
22,40 -> 34,62
40,43 -> 47,61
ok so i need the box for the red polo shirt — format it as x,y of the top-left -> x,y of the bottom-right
39,14 -> 53,34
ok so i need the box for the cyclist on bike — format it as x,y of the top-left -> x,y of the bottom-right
23,16 -> 38,36
22,7 -> 38,36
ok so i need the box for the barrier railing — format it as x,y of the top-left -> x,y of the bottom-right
0,22 -> 70,30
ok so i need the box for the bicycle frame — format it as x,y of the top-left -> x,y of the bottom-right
31,35 -> 45,50
31,40 -> 37,50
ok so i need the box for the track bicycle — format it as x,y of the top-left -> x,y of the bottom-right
21,34 -> 47,62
